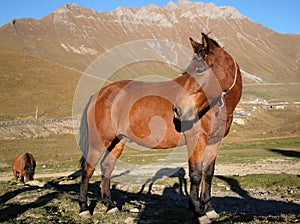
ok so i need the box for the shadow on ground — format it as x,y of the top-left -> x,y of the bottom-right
0,167 -> 299,223
268,148 -> 300,159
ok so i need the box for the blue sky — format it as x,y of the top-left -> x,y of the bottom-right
0,0 -> 299,34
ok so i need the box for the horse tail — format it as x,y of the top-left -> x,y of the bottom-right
24,153 -> 35,180
79,95 -> 93,169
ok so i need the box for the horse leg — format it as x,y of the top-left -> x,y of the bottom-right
187,138 -> 205,218
100,138 -> 126,213
79,147 -> 104,218
188,157 -> 203,217
200,141 -> 222,220
20,169 -> 25,183
186,128 -> 217,224
13,170 -> 19,180
19,158 -> 26,182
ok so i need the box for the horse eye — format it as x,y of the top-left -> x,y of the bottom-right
196,68 -> 204,75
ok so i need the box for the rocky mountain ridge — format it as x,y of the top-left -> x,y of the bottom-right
0,1 -> 299,83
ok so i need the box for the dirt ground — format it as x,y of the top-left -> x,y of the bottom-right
1,156 -> 299,182
1,158 -> 299,223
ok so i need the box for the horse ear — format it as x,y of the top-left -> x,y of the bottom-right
189,37 -> 200,51
201,32 -> 216,51
201,33 -> 209,50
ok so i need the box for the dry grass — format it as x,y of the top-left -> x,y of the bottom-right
0,49 -> 82,121
0,173 -> 299,223
226,108 -> 300,142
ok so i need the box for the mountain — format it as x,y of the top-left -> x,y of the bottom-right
0,1 -> 299,84
0,48 -> 82,120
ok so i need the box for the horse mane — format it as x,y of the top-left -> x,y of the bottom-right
24,153 -> 34,178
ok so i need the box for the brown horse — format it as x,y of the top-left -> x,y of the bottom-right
12,153 -> 36,182
78,33 -> 242,223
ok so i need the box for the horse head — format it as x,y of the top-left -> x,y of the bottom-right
174,33 -> 239,123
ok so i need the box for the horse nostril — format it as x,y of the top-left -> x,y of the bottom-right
174,107 -> 182,117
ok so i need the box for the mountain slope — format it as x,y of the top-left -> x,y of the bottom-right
0,49 -> 82,120
0,1 -> 299,83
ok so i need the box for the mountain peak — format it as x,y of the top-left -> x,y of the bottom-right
54,2 -> 77,13
165,0 -> 246,19
1,0 -> 298,83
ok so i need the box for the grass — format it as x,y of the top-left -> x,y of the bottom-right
0,49 -> 82,121
222,137 -> 300,149
230,174 -> 300,189
214,174 -> 300,198
1,135 -> 299,173
0,135 -> 81,174
0,173 -> 299,223
226,107 -> 300,142
218,137 -> 300,164
0,133 -> 299,223
242,83 -> 300,103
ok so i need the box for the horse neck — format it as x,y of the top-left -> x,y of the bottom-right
173,73 -> 198,93
210,49 -> 238,91
224,68 -> 242,111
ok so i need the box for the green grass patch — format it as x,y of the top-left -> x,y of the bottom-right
214,174 -> 300,189
214,174 -> 300,200
222,137 -> 300,150
0,134 -> 81,174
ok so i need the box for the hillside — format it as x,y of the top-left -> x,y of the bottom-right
0,49 -> 82,120
0,1 -> 299,83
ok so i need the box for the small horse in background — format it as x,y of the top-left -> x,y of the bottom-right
12,153 -> 36,182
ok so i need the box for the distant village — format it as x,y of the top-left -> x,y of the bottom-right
233,98 -> 299,126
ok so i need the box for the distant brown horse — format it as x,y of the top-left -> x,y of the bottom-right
78,33 -> 242,223
12,153 -> 36,182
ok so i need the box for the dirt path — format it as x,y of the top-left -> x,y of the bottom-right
1,159 -> 299,182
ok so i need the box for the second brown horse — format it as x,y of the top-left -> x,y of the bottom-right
12,153 -> 36,182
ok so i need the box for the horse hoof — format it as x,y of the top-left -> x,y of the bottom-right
79,210 -> 91,218
206,210 -> 220,219
198,215 -> 211,224
106,207 -> 119,214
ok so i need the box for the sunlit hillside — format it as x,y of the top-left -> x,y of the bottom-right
0,49 -> 82,120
